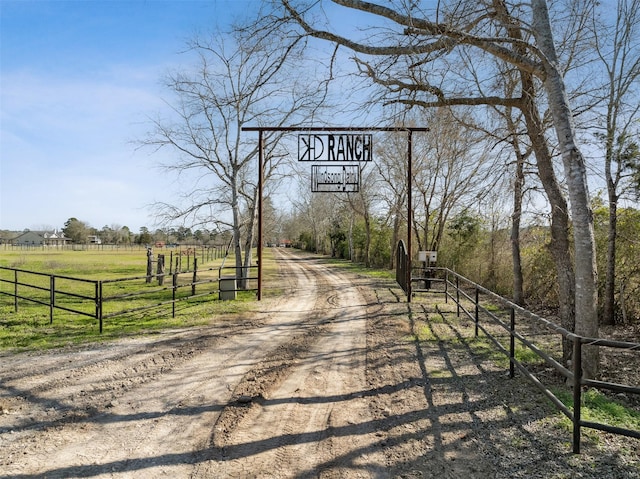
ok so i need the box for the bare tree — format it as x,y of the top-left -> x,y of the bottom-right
343,163 -> 382,267
411,108 -> 495,256
141,26 -> 325,285
375,130 -> 409,269
281,0 -> 600,377
592,0 -> 640,325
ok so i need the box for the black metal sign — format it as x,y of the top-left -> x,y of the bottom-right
311,164 -> 360,192
298,134 -> 372,162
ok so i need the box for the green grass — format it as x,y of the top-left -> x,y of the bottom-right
554,388 -> 640,433
467,336 -> 546,368
324,256 -> 396,279
0,246 -> 276,352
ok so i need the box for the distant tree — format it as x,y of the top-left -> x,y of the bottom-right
136,227 -> 153,245
62,218 -> 89,244
117,226 -> 132,245
99,225 -> 114,244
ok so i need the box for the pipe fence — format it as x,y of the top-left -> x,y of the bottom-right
0,264 -> 257,333
411,266 -> 640,453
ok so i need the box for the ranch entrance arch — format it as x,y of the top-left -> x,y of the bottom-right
242,126 -> 427,301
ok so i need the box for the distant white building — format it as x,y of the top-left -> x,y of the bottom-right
11,229 -> 71,246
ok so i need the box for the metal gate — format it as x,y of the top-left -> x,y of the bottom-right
396,240 -> 408,293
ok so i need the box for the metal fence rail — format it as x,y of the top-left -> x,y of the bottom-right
0,265 -> 257,333
412,267 -> 640,453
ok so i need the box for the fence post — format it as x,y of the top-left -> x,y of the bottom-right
157,254 -> 165,286
444,270 -> 448,303
192,258 -> 198,296
50,275 -> 55,325
509,307 -> 515,378
572,338 -> 583,454
456,276 -> 460,317
172,272 -> 178,318
474,286 -> 479,337
169,251 -> 173,274
14,270 -> 18,312
146,247 -> 153,283
97,281 -> 103,334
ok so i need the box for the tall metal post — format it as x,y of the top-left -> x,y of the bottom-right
257,129 -> 264,300
407,129 -> 413,302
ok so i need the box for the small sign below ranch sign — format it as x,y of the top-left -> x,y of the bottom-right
298,134 -> 373,162
311,164 -> 360,193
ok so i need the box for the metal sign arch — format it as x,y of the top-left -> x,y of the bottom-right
242,126 -> 428,301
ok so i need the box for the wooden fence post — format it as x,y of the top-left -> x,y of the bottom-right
157,255 -> 165,286
146,248 -> 153,283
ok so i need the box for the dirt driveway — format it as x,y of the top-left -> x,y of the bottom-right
1,249 -> 638,478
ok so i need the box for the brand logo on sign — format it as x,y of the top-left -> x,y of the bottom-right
298,134 -> 372,162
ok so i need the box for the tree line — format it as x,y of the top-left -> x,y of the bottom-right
59,218 -> 232,246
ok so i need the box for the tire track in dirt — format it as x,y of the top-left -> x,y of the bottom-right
197,249 -> 386,478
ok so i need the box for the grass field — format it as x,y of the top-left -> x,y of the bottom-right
0,247 -> 276,351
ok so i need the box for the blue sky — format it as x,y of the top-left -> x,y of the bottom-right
0,0 -> 259,233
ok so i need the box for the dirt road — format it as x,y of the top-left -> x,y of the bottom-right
1,249 -> 638,478
0,249 -> 384,478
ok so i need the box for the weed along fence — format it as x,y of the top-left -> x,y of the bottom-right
0,261 -> 257,334
411,266 -> 640,453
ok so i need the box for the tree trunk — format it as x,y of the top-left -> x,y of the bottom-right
521,91 -> 576,365
532,0 -> 599,378
602,132 -> 618,325
231,181 -> 244,285
364,210 -> 371,267
510,143 -> 525,306
603,189 -> 617,325
241,188 -> 260,290
494,0 -> 575,362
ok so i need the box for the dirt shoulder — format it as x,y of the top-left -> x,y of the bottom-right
0,249 -> 638,478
